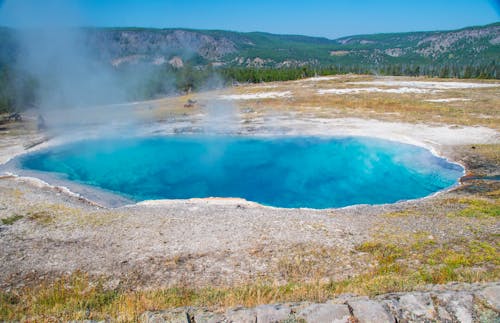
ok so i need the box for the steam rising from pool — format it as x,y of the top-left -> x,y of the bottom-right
19,136 -> 463,209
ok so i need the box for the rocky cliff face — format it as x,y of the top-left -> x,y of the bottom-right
416,25 -> 500,58
333,23 -> 500,66
84,23 -> 499,68
85,28 -> 238,66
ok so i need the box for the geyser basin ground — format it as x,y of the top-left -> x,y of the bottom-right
19,136 -> 463,208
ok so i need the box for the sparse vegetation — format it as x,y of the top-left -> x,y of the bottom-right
356,233 -> 499,282
0,196 -> 498,321
447,198 -> 500,218
1,232 -> 498,322
468,144 -> 500,164
26,210 -> 55,225
275,244 -> 345,281
0,214 -> 23,225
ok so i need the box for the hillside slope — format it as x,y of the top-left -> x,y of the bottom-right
0,23 -> 498,112
1,23 -> 498,69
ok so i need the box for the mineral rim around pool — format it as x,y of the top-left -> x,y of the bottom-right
17,136 -> 463,209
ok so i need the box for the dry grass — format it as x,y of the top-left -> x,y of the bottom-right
1,206 -> 498,321
146,75 -> 500,130
3,200 -> 497,312
26,210 -> 55,225
24,203 -> 84,225
274,244 -> 347,282
2,233 -> 498,322
469,144 -> 500,164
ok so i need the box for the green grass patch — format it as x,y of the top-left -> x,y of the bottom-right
356,241 -> 405,264
356,231 -> 499,285
1,214 -> 23,225
458,200 -> 500,218
447,198 -> 500,218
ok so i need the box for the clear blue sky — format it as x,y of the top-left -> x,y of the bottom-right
0,0 -> 498,39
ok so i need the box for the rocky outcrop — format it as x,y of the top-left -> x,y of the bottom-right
85,29 -> 238,63
140,282 -> 499,322
416,25 -> 500,57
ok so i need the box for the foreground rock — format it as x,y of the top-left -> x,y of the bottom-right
140,282 -> 499,322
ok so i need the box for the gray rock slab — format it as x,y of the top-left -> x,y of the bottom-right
476,285 -> 500,312
193,311 -> 227,323
226,307 -> 256,323
349,300 -> 393,323
328,294 -> 369,304
437,305 -> 454,322
297,303 -> 351,323
254,304 -> 291,322
139,310 -> 189,323
436,292 -> 474,323
398,293 -> 437,321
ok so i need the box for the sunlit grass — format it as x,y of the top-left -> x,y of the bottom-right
153,75 -> 500,130
444,198 -> 500,218
1,229 -> 498,321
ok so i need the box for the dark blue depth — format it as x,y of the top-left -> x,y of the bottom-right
20,136 -> 463,208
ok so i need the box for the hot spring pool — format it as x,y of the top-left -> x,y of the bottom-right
19,136 -> 463,208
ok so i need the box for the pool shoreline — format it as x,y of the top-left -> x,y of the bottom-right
1,116 -> 494,209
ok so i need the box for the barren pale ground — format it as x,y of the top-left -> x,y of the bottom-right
0,75 -> 499,320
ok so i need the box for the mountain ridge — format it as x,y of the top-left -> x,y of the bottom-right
84,21 -> 500,42
1,22 -> 498,69
0,22 -> 498,112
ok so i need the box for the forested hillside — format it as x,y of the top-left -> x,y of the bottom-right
0,23 -> 498,112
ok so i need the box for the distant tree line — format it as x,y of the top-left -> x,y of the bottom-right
219,61 -> 498,83
374,61 -> 498,79
0,64 -> 38,114
0,61 -> 498,114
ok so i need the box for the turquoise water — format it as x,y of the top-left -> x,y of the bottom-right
20,136 -> 463,208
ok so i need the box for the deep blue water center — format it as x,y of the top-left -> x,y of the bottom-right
20,136 -> 463,208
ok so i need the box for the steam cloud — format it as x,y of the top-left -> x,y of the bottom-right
0,0 -> 138,129
0,0 -> 236,134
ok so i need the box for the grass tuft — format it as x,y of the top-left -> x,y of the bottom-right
1,214 -> 23,225
27,211 -> 55,225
